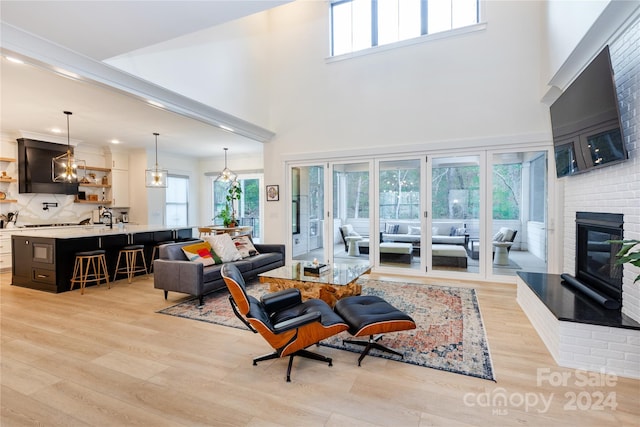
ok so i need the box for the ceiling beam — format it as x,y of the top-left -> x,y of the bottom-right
1,22 -> 276,144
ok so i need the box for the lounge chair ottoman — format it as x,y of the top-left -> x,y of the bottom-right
334,295 -> 416,365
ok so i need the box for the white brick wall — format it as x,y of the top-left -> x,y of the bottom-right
559,322 -> 640,379
517,280 -> 560,360
517,278 -> 640,379
562,16 -> 640,322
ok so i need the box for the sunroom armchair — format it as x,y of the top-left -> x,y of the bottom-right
339,224 -> 370,255
221,263 -> 349,382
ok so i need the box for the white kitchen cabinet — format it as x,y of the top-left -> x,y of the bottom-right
111,169 -> 129,207
0,234 -> 11,271
111,152 -> 129,170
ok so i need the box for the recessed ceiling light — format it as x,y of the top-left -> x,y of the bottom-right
6,56 -> 24,64
219,125 -> 234,132
51,128 -> 62,133
110,139 -> 120,144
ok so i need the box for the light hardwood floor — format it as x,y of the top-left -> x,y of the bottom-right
1,271 -> 638,426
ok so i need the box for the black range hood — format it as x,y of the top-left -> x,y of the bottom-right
18,138 -> 79,195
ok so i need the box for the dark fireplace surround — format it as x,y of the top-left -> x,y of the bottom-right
517,211 -> 639,330
574,211 -> 623,304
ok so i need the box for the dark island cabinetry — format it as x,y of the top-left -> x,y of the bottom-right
13,235 -> 100,293
11,226 -> 193,293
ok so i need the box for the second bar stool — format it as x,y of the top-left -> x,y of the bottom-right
113,244 -> 148,283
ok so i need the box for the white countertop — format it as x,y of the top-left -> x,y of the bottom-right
0,224 -> 195,239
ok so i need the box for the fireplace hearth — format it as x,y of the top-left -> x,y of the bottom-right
514,210 -> 640,379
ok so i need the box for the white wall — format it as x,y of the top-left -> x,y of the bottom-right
543,0 -> 610,84
263,0 -> 551,243
106,12 -> 272,129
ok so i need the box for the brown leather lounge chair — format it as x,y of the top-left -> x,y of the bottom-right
221,263 -> 349,382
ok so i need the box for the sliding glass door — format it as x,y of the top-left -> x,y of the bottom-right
490,151 -> 548,277
430,155 -> 481,273
291,165 -> 325,262
333,162 -> 371,264
378,159 -> 422,270
286,148 -> 551,279
212,174 -> 263,241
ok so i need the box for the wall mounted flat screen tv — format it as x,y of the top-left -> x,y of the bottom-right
550,45 -> 628,178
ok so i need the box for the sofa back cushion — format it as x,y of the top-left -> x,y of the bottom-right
432,221 -> 463,236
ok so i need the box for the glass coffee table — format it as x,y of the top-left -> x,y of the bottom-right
258,262 -> 371,307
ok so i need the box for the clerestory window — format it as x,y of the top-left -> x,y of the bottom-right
331,0 -> 479,56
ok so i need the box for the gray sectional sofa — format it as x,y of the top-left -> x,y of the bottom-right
153,240 -> 285,305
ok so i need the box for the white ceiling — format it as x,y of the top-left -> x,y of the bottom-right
0,1 -> 289,157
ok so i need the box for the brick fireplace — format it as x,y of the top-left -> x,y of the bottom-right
517,16 -> 640,380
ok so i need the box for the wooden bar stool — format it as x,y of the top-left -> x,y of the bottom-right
70,249 -> 109,294
149,240 -> 174,273
113,244 -> 148,283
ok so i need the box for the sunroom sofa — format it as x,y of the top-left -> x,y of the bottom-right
153,239 -> 285,305
381,221 -> 468,246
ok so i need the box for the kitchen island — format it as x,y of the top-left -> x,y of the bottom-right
11,225 -> 195,293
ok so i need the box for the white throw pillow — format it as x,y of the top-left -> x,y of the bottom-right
408,226 -> 421,235
432,226 -> 440,236
493,231 -> 504,242
500,228 -> 515,242
341,224 -> 354,235
232,235 -> 259,259
204,234 -> 242,262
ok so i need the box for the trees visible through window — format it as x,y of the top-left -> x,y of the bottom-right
379,160 -> 420,220
432,165 -> 479,220
331,0 -> 479,56
493,163 -> 521,220
213,178 -> 262,238
346,171 -> 369,218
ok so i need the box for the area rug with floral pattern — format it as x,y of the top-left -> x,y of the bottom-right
157,278 -> 495,381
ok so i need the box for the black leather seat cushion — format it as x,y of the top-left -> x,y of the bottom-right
335,295 -> 415,337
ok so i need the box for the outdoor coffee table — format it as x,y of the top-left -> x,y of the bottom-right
259,262 -> 371,307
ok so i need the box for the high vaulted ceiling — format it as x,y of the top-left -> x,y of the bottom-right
0,1 -> 289,157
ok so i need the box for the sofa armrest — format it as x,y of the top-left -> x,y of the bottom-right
153,259 -> 204,295
254,244 -> 285,258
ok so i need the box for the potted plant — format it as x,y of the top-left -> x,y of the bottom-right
612,239 -> 640,283
216,181 -> 242,227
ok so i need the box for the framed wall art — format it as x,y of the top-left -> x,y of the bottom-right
266,185 -> 279,201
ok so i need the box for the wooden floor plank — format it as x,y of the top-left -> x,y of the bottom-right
1,272 -> 638,426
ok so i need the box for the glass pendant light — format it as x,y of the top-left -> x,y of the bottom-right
215,147 -> 237,182
145,132 -> 168,188
52,111 -> 85,182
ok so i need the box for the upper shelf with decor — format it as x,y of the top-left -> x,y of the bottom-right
0,157 -> 17,202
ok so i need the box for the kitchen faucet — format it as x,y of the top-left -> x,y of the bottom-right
101,208 -> 113,229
